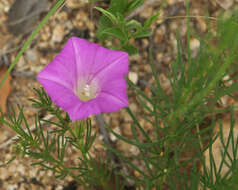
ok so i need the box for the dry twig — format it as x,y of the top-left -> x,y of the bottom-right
95,114 -> 117,165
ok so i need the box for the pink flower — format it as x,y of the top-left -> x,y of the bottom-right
37,37 -> 129,120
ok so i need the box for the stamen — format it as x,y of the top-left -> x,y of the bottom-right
75,80 -> 99,102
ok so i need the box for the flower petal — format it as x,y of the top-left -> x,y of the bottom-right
97,77 -> 129,112
92,47 -> 129,78
70,37 -> 100,79
37,78 -> 82,118
96,91 -> 128,112
38,38 -> 77,89
71,99 -> 101,120
93,50 -> 129,84
70,37 -> 129,81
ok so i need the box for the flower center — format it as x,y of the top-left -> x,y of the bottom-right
75,79 -> 99,102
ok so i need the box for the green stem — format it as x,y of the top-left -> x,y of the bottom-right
185,0 -> 191,64
0,0 -> 65,89
196,124 -> 203,150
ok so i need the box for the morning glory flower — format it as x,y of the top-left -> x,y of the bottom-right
38,37 -> 129,120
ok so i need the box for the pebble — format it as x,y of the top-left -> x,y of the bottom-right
133,170 -> 141,178
159,73 -> 171,93
196,18 -> 207,32
116,140 -> 134,156
122,123 -> 132,137
190,38 -> 200,58
129,103 -> 138,113
0,167 -> 9,179
128,72 -> 138,85
56,11 -> 68,23
203,119 -> 238,179
129,146 -> 140,156
30,65 -> 44,73
220,95 -> 229,105
41,26 -> 51,41
167,0 -> 184,5
15,56 -> 27,71
110,126 -> 121,142
66,0 -> 87,9
7,184 -> 18,190
25,49 -> 38,62
124,113 -> 132,122
16,164 -> 25,175
216,0 -> 234,10
29,167 -> 38,177
52,25 -> 65,43
140,7 -> 153,18
170,33 -> 177,54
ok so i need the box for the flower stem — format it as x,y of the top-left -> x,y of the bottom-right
95,114 -> 117,165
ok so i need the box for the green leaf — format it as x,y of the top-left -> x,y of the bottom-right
144,8 -> 161,29
102,27 -> 126,40
122,43 -> 138,55
108,0 -> 128,15
127,0 -> 144,13
95,7 -> 118,24
126,19 -> 142,31
132,29 -> 152,38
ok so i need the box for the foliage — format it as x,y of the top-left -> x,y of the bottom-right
95,0 -> 164,54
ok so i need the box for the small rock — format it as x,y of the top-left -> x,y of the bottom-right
15,56 -> 26,71
29,167 -> 38,177
129,103 -> 138,112
203,118 -> 238,180
56,11 -> 68,22
170,33 -> 177,54
130,54 -> 141,62
196,18 -> 207,32
216,0 -> 234,10
55,185 -> 63,190
7,0 -> 47,35
52,25 -> 65,43
66,0 -> 88,9
129,146 -> 140,156
111,117 -> 119,127
30,65 -> 43,73
122,123 -> 132,137
41,26 -> 51,41
0,167 -> 9,179
190,38 -> 200,58
221,95 -> 229,106
140,7 -> 153,18
116,140 -> 133,156
159,73 -> 171,94
142,39 -> 149,48
110,126 -> 121,142
133,170 -> 141,178
128,72 -> 138,85
16,164 -> 25,175
25,49 -> 38,62
124,113 -> 132,122
7,184 -> 18,190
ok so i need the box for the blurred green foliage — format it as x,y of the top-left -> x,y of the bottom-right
96,0 -> 162,54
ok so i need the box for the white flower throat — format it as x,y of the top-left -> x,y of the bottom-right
75,79 -> 99,102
